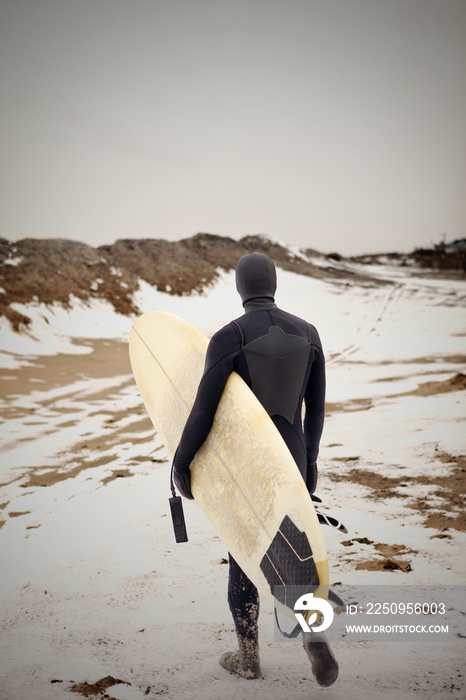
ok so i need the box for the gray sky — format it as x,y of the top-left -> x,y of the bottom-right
1,0 -> 465,255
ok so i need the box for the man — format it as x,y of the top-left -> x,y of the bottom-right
173,252 -> 338,685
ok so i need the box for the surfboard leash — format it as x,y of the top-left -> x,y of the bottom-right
169,465 -> 189,543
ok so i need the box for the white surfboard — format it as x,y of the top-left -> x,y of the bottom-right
129,311 -> 329,618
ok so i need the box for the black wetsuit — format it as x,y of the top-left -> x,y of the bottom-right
173,302 -> 326,493
172,252 -> 326,646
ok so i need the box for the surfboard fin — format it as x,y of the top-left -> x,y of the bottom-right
316,510 -> 347,533
328,589 -> 345,608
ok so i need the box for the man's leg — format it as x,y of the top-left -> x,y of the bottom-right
302,630 -> 339,686
219,554 -> 262,679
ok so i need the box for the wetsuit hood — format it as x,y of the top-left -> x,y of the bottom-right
235,252 -> 277,310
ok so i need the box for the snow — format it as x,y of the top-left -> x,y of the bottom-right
0,260 -> 465,699
0,296 -> 134,368
4,256 -> 23,266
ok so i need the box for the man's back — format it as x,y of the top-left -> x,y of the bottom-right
173,264 -> 325,498
193,305 -> 325,481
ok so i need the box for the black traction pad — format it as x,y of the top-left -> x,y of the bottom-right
260,514 -> 319,608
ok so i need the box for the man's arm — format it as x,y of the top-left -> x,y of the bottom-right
173,323 -> 240,498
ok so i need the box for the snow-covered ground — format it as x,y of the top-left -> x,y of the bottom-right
0,263 -> 465,699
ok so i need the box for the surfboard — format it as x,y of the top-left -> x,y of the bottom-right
129,310 -> 329,619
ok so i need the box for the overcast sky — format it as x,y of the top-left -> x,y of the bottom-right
1,0 -> 465,255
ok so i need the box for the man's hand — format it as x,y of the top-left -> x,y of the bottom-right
305,460 -> 318,495
173,463 -> 194,500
